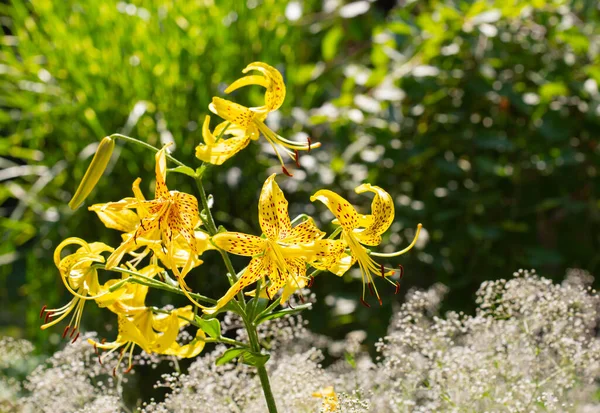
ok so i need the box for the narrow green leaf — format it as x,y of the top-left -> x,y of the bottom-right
168,165 -> 196,178
255,303 -> 312,325
242,351 -> 270,367
215,348 -> 246,366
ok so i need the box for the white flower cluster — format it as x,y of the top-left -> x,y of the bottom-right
7,269 -> 600,412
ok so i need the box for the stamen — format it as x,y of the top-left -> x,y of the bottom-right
394,281 -> 401,295
288,300 -> 295,310
71,332 -> 80,343
307,137 -> 312,152
62,326 -> 70,338
367,282 -> 375,296
97,354 -> 103,365
380,264 -> 385,278
70,327 -> 77,338
299,295 -> 305,304
40,305 -> 47,319
294,150 -> 300,167
94,343 -> 98,355
378,297 -> 383,306
398,264 -> 404,279
360,297 -> 371,308
124,365 -> 133,374
44,311 -> 53,323
282,165 -> 293,177
113,367 -> 117,377
307,277 -> 314,288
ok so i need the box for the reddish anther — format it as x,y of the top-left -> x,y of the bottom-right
94,343 -> 98,355
299,295 -> 305,304
71,332 -> 80,344
282,165 -> 293,177
398,264 -> 404,279
44,311 -> 53,324
367,282 -> 375,296
112,367 -> 117,378
395,281 -> 401,295
288,300 -> 295,310
62,326 -> 70,339
70,327 -> 77,338
101,338 -> 107,344
124,365 -> 133,374
98,355 -> 103,365
380,264 -> 385,278
39,305 -> 47,319
307,137 -> 312,152
294,150 -> 300,167
378,297 -> 383,306
307,277 -> 314,288
360,297 -> 371,308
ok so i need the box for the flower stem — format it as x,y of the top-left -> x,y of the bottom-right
109,133 -> 186,167
243,313 -> 279,413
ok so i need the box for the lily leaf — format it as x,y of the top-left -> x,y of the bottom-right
215,348 -> 246,366
241,351 -> 270,367
168,165 -> 196,178
196,317 -> 221,338
255,303 -> 312,325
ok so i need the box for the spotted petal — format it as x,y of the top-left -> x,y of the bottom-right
310,189 -> 360,232
154,146 -> 170,199
212,232 -> 266,256
259,174 -> 292,241
353,184 -> 394,246
225,62 -> 286,112
281,217 -> 325,245
202,256 -> 270,315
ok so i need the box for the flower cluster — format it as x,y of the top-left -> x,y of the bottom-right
40,62 -> 420,388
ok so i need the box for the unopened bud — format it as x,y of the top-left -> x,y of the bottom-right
68,136 -> 115,210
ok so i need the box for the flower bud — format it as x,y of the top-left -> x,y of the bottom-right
68,136 -> 115,210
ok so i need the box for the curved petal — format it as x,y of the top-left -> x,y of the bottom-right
195,134 -> 251,165
310,189 -> 360,232
225,62 -> 286,112
210,97 -> 258,129
90,207 -> 139,233
280,217 -> 325,245
212,232 -> 266,256
202,257 -> 270,315
353,184 -> 395,246
164,328 -> 206,358
259,174 -> 292,241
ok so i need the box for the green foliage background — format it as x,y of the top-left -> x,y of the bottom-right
1,0 -> 599,377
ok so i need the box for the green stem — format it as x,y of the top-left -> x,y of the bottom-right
243,313 -> 278,413
109,133 -> 186,167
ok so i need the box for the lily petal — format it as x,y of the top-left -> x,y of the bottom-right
259,174 -> 292,241
212,232 -> 266,256
310,189 -> 360,232
353,184 -> 394,246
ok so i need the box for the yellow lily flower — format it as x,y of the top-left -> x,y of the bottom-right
311,184 -> 422,306
312,386 -> 339,413
90,266 -> 205,374
88,306 -> 204,375
90,188 -> 212,279
203,174 -> 327,315
90,145 -> 200,282
196,62 -> 320,175
40,238 -> 113,342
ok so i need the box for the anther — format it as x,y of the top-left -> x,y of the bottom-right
97,355 -> 103,365
380,264 -> 385,278
70,327 -> 77,338
378,297 -> 383,306
299,295 -> 305,304
62,326 -> 70,339
288,300 -> 295,310
367,282 -> 375,296
113,367 -> 117,377
307,137 -> 312,152
294,150 -> 300,167
394,281 -> 401,295
307,277 -> 314,288
44,311 -> 53,323
282,165 -> 293,177
360,297 -> 371,308
398,264 -> 404,279
101,338 -> 107,344
71,332 -> 80,344
94,343 -> 98,355
39,305 -> 47,319
124,365 -> 133,374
